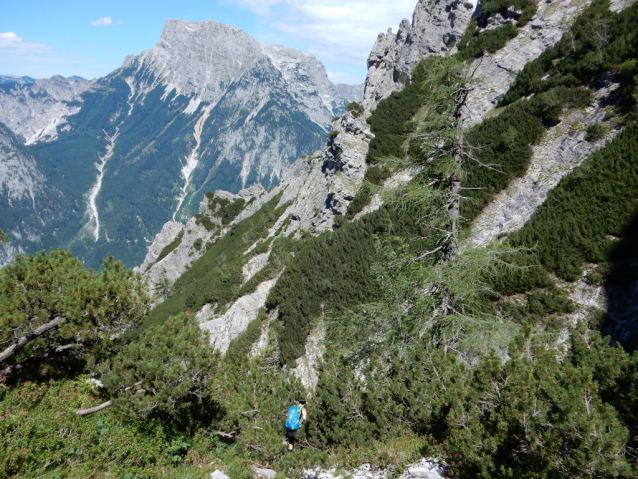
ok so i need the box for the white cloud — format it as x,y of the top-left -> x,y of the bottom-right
0,32 -> 105,79
90,17 -> 123,26
228,0 -> 417,76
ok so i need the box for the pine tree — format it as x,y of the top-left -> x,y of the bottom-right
102,313 -> 223,424
0,249 -> 150,379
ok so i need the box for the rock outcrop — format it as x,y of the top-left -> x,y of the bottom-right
469,86 -> 615,246
363,0 -> 475,110
302,458 -> 447,479
464,0 -> 591,124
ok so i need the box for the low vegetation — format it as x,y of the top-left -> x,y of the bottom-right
3,1 -> 638,477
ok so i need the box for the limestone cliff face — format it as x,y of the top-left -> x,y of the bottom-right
363,0 -> 475,111
0,76 -> 95,145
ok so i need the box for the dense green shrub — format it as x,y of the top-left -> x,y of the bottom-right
0,377 -> 187,478
104,313 -> 222,424
308,330 -> 636,478
268,203 -> 431,366
345,102 -> 364,118
512,120 -> 638,281
0,250 -> 149,377
500,0 -> 638,111
366,60 -> 435,163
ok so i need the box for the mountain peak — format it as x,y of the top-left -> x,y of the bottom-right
132,19 -> 264,104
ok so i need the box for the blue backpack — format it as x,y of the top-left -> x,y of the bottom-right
285,405 -> 304,430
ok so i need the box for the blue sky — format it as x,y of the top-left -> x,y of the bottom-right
0,0 -> 419,85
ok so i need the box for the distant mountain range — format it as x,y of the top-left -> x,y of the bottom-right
0,20 -> 363,269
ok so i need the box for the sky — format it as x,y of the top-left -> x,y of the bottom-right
0,0 -> 420,85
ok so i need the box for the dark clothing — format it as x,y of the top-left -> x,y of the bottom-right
285,428 -> 298,444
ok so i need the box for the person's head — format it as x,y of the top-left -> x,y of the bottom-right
298,399 -> 307,406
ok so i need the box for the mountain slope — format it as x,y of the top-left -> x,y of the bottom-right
136,0 -> 638,391
0,121 -> 64,267
0,20 -> 363,270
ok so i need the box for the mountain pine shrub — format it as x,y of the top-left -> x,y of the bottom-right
512,120 -> 638,281
0,250 -> 149,379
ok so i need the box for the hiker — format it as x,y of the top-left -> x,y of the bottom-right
284,399 -> 307,452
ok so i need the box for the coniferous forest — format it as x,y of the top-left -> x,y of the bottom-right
2,0 -> 638,477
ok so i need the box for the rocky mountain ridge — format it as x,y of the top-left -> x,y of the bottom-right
0,76 -> 95,145
0,19 -> 363,270
363,0 -> 475,111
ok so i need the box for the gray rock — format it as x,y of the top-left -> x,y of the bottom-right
0,76 -> 95,144
301,458 -> 446,479
251,465 -> 277,478
211,470 -> 230,479
462,0 -> 636,125
468,90 -> 615,247
363,0 -> 475,110
198,276 -> 280,353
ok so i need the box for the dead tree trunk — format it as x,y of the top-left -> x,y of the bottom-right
0,316 -> 68,365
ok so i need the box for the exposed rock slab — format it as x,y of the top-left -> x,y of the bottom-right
198,277 -> 279,353
136,221 -> 184,273
302,458 -> 446,479
468,95 -> 614,246
464,0 -> 618,125
291,323 -> 326,390
243,252 -> 270,284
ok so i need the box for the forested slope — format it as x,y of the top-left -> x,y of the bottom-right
3,0 -> 638,477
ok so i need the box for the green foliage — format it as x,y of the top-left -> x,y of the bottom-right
194,214 -> 217,232
586,122 -> 609,142
345,102 -> 364,118
512,120 -> 638,280
267,203 -> 432,366
0,228 -> 8,244
309,330 -> 636,478
500,0 -> 638,112
366,76 -> 427,163
0,250 -> 149,373
193,238 -> 203,251
330,236 -> 528,361
457,21 -> 519,61
207,196 -> 247,226
104,313 -> 222,424
138,194 -> 287,336
0,377 -> 191,478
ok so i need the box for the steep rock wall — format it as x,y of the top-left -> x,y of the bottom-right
363,0 -> 475,111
